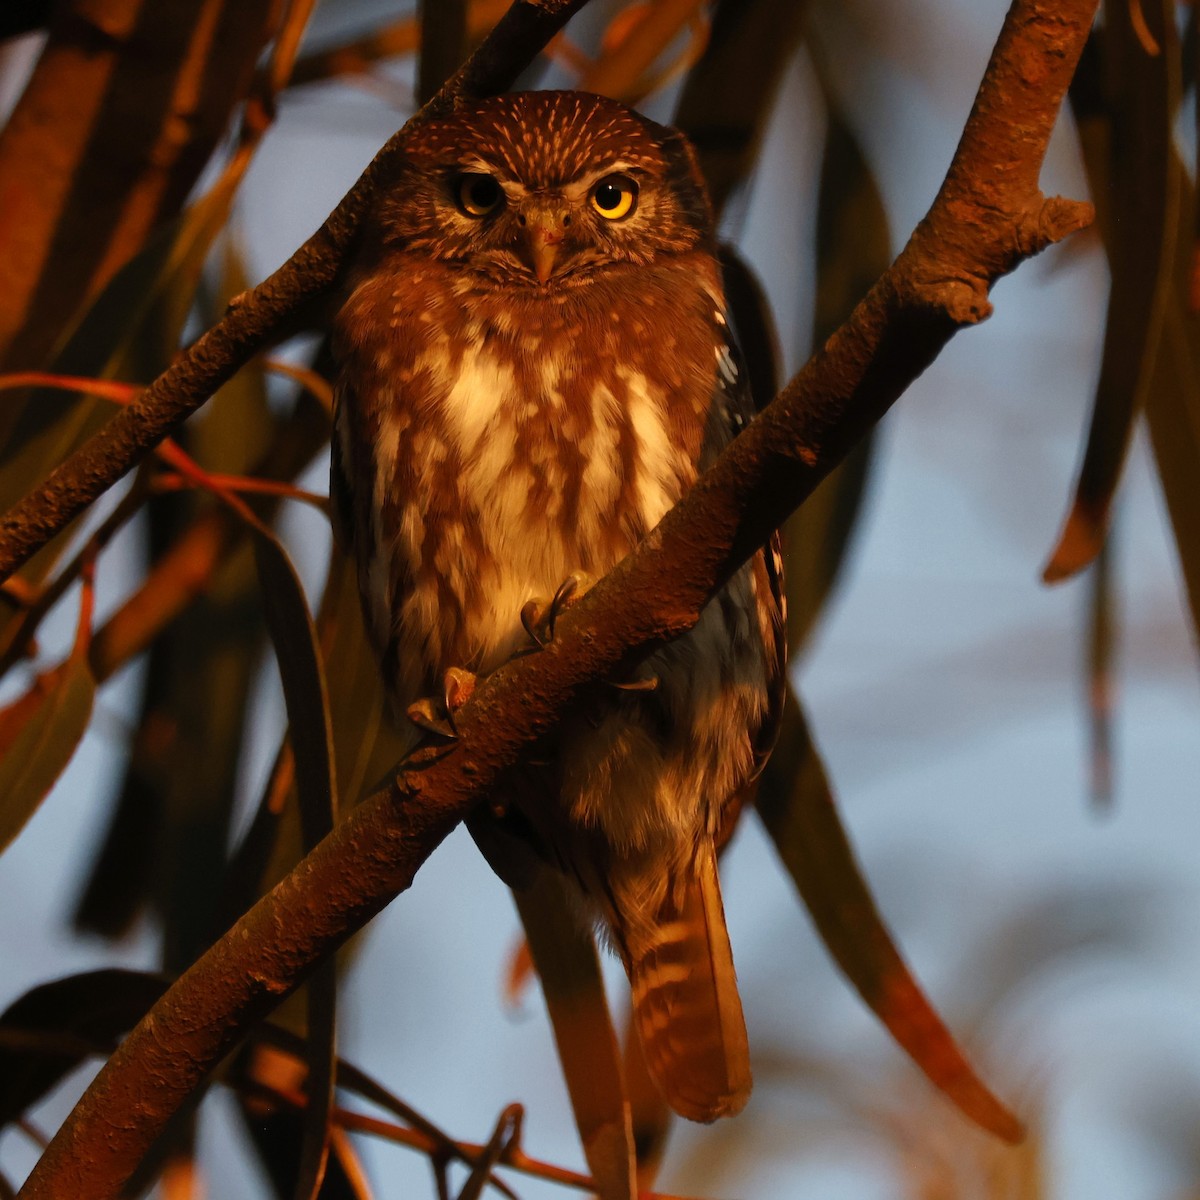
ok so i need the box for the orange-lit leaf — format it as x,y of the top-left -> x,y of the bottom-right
1044,4 -> 1182,582
511,868 -> 635,1200
622,1010 -> 672,1191
0,571 -> 97,855
756,691 -> 1023,1143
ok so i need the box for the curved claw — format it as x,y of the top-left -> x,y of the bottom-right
609,676 -> 658,693
520,599 -> 547,650
407,667 -> 477,741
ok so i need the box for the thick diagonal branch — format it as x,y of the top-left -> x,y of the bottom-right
16,2 -> 1095,1197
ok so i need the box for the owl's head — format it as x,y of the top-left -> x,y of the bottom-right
370,91 -> 714,288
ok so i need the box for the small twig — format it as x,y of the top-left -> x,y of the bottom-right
150,473 -> 330,514
263,357 -> 335,413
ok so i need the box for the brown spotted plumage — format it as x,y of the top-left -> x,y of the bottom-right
332,91 -> 785,1123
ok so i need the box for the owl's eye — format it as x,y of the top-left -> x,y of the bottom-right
590,175 -> 638,220
456,173 -> 503,217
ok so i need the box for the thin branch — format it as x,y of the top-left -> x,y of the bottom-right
0,0 -> 591,585
14,2 -> 1095,1197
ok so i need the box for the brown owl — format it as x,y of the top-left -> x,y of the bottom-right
332,90 -> 785,1122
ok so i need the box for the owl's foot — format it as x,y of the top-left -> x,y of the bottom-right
519,571 -> 596,649
406,666 -> 477,740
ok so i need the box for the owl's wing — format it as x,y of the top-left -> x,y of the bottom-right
707,312 -> 788,782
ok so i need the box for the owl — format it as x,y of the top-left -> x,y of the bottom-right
332,91 -> 785,1123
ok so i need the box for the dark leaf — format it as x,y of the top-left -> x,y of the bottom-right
0,660 -> 94,855
756,690 -> 1023,1143
0,969 -> 169,1128
419,0 -> 470,105
621,1011 -> 671,1192
511,868 -> 636,1200
1144,162 -> 1200,646
786,88 -> 887,648
672,0 -> 811,217
1044,4 -> 1182,581
251,522 -> 339,1200
455,1105 -> 520,1200
1086,536 -> 1117,810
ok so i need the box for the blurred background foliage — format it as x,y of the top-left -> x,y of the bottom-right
0,0 -> 1197,1197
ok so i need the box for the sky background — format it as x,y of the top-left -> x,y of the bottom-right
2,2 -> 1200,1197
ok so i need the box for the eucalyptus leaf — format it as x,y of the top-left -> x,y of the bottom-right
757,691 -> 1023,1143
0,655 -> 95,857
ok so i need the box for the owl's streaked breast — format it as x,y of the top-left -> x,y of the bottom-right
334,257 -> 725,698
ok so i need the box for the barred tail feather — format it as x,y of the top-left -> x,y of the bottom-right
626,844 -> 751,1123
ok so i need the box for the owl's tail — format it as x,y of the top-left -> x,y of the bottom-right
624,843 -> 751,1123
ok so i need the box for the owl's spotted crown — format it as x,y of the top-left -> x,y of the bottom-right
409,91 -> 676,187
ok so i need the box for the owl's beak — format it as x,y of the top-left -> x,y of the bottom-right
521,207 -> 570,283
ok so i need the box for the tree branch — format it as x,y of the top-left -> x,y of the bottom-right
15,1 -> 1096,1196
0,0 -> 590,586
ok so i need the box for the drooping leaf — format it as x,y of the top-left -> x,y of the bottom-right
787,83 -> 888,649
511,868 -> 636,1200
419,0 -> 470,104
0,969 -> 169,1128
1144,163 -> 1200,646
0,559 -> 98,859
251,521 -> 339,1200
621,1010 -> 671,1192
672,0 -> 811,217
1086,536 -> 1117,810
756,690 -> 1023,1143
0,157 -> 260,663
0,658 -> 95,857
1043,3 -> 1182,582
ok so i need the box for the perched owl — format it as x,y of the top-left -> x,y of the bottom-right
332,91 -> 785,1122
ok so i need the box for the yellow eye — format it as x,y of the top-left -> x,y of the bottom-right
591,175 -> 638,220
457,173 -> 503,217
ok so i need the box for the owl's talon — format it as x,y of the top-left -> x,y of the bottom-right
519,572 -> 594,649
407,667 -> 477,740
406,697 -> 455,740
610,675 -> 659,693
547,571 -> 595,638
520,600 -> 547,649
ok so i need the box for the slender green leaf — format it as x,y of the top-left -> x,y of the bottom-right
1044,4 -> 1182,581
757,690 -> 1023,1143
0,655 -> 95,857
